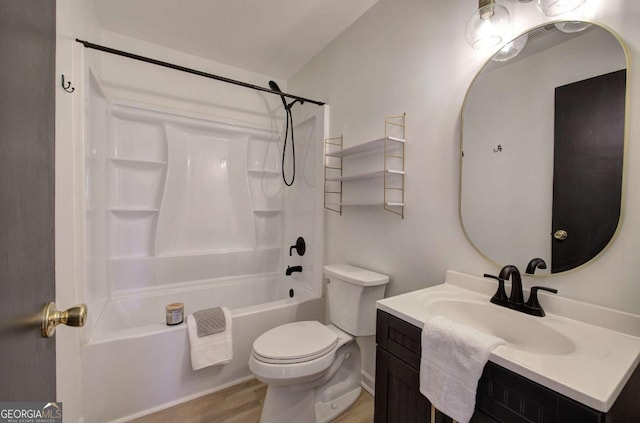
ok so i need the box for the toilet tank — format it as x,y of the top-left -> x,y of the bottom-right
323,264 -> 390,336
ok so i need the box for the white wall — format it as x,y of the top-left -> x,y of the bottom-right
289,0 -> 640,384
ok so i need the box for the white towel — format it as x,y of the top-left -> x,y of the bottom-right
420,316 -> 504,423
187,307 -> 233,370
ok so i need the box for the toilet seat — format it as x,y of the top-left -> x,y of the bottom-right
252,321 -> 338,364
249,323 -> 353,386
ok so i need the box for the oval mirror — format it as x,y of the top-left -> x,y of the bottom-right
460,21 -> 628,275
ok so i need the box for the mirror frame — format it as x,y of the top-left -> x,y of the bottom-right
459,20 -> 631,276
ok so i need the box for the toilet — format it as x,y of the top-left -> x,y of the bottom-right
249,264 -> 389,423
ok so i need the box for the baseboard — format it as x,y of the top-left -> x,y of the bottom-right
361,369 -> 375,397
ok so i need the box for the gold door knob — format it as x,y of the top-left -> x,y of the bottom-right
41,302 -> 87,338
553,229 -> 568,241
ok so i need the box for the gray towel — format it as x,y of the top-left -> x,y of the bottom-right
193,307 -> 227,337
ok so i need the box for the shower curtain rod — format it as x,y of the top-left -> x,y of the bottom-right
75,39 -> 325,106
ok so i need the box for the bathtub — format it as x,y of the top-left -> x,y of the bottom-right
80,274 -> 324,423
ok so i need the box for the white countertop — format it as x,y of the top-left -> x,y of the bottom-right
377,270 -> 640,412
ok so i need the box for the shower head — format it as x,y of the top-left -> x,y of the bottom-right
269,80 -> 297,186
269,80 -> 289,110
268,80 -> 281,92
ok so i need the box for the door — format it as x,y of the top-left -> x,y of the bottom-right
0,0 -> 57,401
551,69 -> 625,273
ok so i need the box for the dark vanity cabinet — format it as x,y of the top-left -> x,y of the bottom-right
374,310 -> 452,422
374,310 -> 640,423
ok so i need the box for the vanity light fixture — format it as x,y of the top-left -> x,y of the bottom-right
465,0 -> 511,50
554,21 -> 592,33
535,0 -> 588,17
492,33 -> 528,62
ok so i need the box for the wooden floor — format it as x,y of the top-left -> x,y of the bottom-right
129,378 -> 374,423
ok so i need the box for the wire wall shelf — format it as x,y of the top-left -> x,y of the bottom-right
324,113 -> 406,218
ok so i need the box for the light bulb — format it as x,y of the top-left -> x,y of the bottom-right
492,33 -> 528,62
465,2 -> 511,50
535,0 -> 588,17
554,21 -> 592,33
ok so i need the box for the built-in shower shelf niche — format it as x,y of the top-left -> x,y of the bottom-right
109,159 -> 166,210
107,105 -> 168,258
247,170 -> 283,211
249,166 -> 284,249
109,209 -> 159,258
102,101 -> 286,264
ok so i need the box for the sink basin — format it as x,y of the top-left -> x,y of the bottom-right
377,271 -> 640,412
426,299 -> 576,355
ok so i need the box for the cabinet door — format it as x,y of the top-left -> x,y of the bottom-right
375,346 -> 431,423
470,410 -> 499,423
478,363 -> 559,423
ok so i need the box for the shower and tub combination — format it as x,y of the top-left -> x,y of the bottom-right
80,57 -> 326,422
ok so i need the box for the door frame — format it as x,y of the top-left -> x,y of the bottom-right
55,2 -> 89,422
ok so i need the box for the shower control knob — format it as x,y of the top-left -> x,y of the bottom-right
41,302 -> 87,338
289,237 -> 306,256
553,230 -> 568,241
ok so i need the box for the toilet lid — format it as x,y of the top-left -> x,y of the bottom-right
252,321 -> 338,364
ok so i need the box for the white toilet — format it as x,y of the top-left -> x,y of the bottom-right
249,264 -> 389,423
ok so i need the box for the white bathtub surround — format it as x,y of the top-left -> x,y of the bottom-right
84,70 -> 290,336
378,270 -> 640,412
81,59 -> 326,421
420,315 -> 505,423
85,66 -> 325,323
187,307 -> 233,370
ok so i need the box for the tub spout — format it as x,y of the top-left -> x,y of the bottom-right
286,265 -> 302,276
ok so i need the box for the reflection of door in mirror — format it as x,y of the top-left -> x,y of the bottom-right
552,69 -> 625,273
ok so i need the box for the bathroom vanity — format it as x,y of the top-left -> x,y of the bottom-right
374,271 -> 640,423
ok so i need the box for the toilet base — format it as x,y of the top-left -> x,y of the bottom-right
259,385 -> 316,423
258,384 -> 362,423
258,340 -> 362,423
316,386 -> 361,423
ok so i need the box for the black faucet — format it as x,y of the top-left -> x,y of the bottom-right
499,264 -> 524,306
285,265 -> 302,276
483,273 -> 509,307
523,286 -> 558,317
525,258 -> 547,275
485,264 -> 557,317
